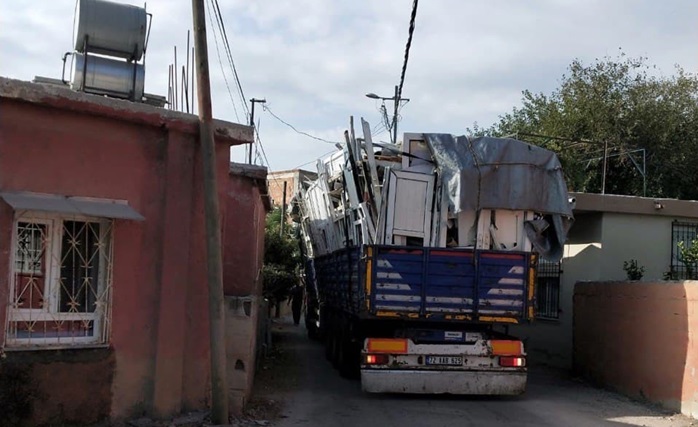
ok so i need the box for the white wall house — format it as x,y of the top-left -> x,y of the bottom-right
513,192 -> 698,368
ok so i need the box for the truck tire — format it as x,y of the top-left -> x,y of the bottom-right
324,322 -> 334,362
330,330 -> 341,369
338,335 -> 359,379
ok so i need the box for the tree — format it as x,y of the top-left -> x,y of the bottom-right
262,207 -> 300,309
484,52 -> 698,199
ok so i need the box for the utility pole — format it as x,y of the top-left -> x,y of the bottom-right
280,181 -> 287,238
191,0 -> 228,424
248,98 -> 266,164
366,88 -> 408,145
601,140 -> 608,194
393,85 -> 399,146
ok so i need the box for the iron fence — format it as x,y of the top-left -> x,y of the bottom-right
536,259 -> 562,319
671,220 -> 698,279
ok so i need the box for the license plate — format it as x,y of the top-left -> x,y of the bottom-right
425,356 -> 463,366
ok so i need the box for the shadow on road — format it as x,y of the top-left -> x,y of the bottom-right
251,317 -> 694,427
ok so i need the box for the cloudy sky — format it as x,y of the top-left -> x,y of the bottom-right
2,1 -> 697,172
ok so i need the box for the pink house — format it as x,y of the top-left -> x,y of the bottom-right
0,77 -> 268,425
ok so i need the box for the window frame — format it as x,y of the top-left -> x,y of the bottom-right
6,210 -> 113,348
14,221 -> 48,276
670,220 -> 698,279
535,260 -> 562,321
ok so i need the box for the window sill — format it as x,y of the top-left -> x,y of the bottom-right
2,343 -> 110,352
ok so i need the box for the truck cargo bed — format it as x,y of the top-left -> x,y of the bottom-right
312,245 -> 536,324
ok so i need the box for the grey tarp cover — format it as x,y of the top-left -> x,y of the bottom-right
423,134 -> 574,260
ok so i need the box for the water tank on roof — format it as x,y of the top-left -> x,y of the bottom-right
74,0 -> 147,61
72,53 -> 145,99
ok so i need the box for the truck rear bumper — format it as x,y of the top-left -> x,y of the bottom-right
361,369 -> 526,395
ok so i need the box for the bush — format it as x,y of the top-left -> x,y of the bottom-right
678,239 -> 698,279
623,259 -> 645,281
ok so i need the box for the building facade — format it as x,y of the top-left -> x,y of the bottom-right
0,77 -> 264,424
513,192 -> 698,368
267,169 -> 317,209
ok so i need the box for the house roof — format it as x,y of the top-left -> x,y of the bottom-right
267,169 -> 318,179
0,77 -> 253,145
230,162 -> 272,212
572,192 -> 698,219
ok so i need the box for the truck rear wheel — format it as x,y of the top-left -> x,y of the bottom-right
338,336 -> 360,379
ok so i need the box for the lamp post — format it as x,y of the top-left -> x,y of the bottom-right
366,85 -> 409,144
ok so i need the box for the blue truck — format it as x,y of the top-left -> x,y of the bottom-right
295,123 -> 572,394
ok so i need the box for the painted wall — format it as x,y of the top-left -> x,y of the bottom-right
222,169 -> 268,413
511,213 -> 603,368
599,213 -> 672,280
0,89 -> 254,425
223,172 -> 267,297
574,281 -> 698,418
515,211 -> 698,369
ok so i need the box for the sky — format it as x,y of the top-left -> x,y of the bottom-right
2,0 -> 698,172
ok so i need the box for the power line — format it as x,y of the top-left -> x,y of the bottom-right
206,0 -> 249,121
262,105 -> 341,145
205,0 -> 240,122
211,0 -> 249,117
292,149 -> 338,170
248,115 -> 284,190
397,0 -> 419,103
255,133 -> 285,193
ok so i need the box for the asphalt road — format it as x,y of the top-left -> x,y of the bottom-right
264,318 -> 694,427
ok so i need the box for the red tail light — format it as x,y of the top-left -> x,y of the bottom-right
499,356 -> 526,367
365,354 -> 390,365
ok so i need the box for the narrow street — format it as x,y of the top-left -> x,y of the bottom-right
254,318 -> 695,427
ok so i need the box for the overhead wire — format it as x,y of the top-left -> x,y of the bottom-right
397,0 -> 419,103
291,149 -> 337,170
262,104 -> 341,145
205,0 -> 240,122
255,133 -> 285,193
246,113 -> 285,192
210,0 -> 249,118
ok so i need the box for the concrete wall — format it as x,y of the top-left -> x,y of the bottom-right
0,81 -> 255,425
515,211 -> 698,369
222,168 -> 268,414
599,213 -> 675,281
267,169 -> 316,208
574,281 -> 698,418
268,173 -> 295,208
225,296 -> 260,414
511,213 -> 603,368
223,172 -> 267,297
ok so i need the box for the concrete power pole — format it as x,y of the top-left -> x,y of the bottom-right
280,181 -> 287,238
191,0 -> 229,423
392,85 -> 399,146
248,98 -> 266,164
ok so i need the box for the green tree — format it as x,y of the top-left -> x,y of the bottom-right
486,52 -> 698,199
262,207 -> 300,305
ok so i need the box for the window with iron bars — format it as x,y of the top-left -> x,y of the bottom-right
670,220 -> 698,279
536,259 -> 561,320
6,212 -> 113,348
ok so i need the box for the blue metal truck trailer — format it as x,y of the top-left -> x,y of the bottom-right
294,120 -> 572,394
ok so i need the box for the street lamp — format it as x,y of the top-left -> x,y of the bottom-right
365,85 -> 409,144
